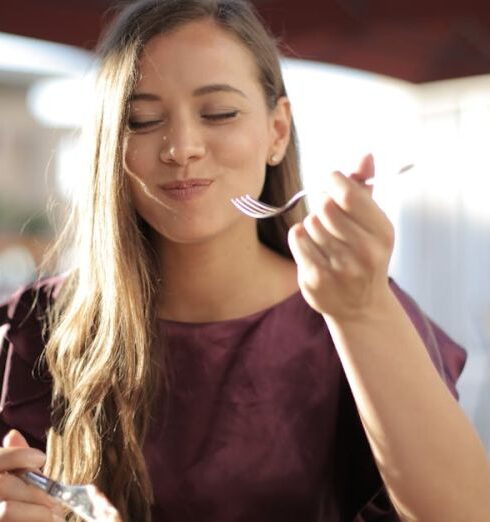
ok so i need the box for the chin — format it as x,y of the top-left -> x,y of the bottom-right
151,220 -> 225,246
141,205 -> 245,246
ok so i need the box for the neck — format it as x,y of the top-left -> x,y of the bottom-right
153,223 -> 298,322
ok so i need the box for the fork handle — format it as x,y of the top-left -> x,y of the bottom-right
21,470 -> 60,496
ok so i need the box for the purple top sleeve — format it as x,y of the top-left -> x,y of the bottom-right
389,279 -> 466,399
0,278 -> 57,450
0,277 -> 467,521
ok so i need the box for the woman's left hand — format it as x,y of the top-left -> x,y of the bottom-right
288,154 -> 395,321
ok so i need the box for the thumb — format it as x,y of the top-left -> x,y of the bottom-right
3,429 -> 30,449
349,153 -> 375,195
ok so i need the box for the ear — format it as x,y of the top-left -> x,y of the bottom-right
267,96 -> 292,166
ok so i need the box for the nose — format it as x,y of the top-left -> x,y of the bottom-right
159,119 -> 205,166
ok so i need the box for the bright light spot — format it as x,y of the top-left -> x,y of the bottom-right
27,73 -> 96,128
0,31 -> 93,77
281,57 -> 418,226
0,246 -> 36,287
55,134 -> 85,199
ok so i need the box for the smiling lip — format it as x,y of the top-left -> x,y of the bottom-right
158,179 -> 214,201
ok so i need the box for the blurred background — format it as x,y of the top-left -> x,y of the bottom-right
0,0 -> 489,451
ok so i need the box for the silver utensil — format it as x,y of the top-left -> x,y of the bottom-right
21,470 -> 97,522
231,164 -> 414,219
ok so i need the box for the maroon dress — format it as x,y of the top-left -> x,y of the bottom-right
0,276 -> 466,521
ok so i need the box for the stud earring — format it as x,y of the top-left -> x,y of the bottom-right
269,153 -> 280,165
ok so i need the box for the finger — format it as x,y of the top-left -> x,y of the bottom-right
1,430 -> 46,471
289,222 -> 329,264
349,153 -> 375,185
0,499 -> 60,521
288,223 -> 346,292
349,153 -> 375,197
303,212 -> 349,255
0,473 -> 57,510
2,431 -> 54,509
0,446 -> 46,472
312,197 -> 371,247
324,170 -> 389,235
289,221 -> 361,286
2,431 -> 29,449
302,213 -> 361,275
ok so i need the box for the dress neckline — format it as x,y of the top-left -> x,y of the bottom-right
157,289 -> 304,328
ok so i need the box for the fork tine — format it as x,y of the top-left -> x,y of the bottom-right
231,195 -> 272,213
240,197 -> 277,214
242,195 -> 278,212
230,198 -> 253,214
231,196 -> 283,218
231,197 -> 267,215
232,189 -> 306,218
231,198 -> 268,217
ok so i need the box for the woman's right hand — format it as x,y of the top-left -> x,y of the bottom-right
0,429 -> 64,521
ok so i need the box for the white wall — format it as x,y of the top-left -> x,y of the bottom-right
395,76 -> 490,450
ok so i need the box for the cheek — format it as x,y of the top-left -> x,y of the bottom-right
124,138 -> 161,221
211,122 -> 270,173
126,174 -> 148,217
124,135 -> 157,178
127,175 -> 169,235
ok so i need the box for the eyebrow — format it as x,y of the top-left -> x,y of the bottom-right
129,83 -> 247,102
129,93 -> 160,102
193,84 -> 247,98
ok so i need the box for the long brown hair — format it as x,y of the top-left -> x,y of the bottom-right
43,0 -> 306,520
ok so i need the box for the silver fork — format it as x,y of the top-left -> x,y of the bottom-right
231,164 -> 414,219
20,470 -> 97,522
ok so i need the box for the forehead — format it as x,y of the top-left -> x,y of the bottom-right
135,19 -> 260,91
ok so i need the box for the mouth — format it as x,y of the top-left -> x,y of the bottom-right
158,179 -> 214,201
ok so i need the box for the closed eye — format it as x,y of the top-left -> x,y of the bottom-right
127,120 -> 163,131
202,111 -> 239,122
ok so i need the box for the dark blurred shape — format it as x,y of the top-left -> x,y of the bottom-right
2,0 -> 490,83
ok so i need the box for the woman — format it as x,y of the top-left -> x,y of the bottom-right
0,0 -> 489,520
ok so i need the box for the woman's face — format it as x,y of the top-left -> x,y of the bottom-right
123,19 -> 291,244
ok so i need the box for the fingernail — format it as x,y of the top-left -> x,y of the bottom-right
2,429 -> 16,445
330,170 -> 344,180
325,170 -> 342,188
